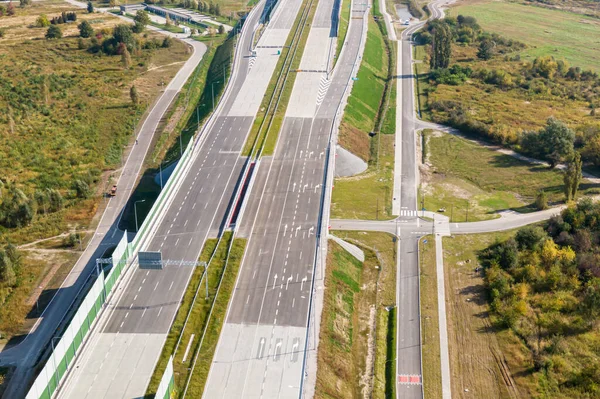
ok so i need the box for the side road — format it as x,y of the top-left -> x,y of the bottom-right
0,5 -> 208,398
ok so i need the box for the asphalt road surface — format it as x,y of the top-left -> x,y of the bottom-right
51,1 -> 324,397
203,0 -> 369,397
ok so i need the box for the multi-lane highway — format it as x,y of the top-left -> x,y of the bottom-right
52,1 -> 329,397
203,0 -> 369,397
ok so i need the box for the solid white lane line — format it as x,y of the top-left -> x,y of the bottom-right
169,281 -> 174,290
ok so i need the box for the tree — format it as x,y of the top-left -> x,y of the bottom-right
130,85 -> 139,105
20,0 -> 31,7
45,24 -> 62,39
165,13 -> 172,26
477,38 -> 494,60
5,242 -> 21,266
134,9 -> 150,28
7,1 -> 15,16
522,118 -> 575,168
0,250 -> 16,287
215,3 -> 220,16
78,20 -> 94,38
209,1 -> 214,14
121,45 -> 131,69
87,1 -> 94,13
72,179 -> 91,199
0,186 -> 34,228
47,189 -> 63,212
430,23 -> 452,70
113,24 -> 135,50
35,14 -> 50,27
109,0 -> 118,7
218,24 -> 224,34
516,226 -> 547,250
535,190 -> 548,211
563,152 -> 582,202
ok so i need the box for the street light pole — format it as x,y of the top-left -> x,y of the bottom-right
211,81 -> 220,110
134,199 -> 146,232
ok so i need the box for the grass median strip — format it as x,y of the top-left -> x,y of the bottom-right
316,232 -> 396,398
145,232 -> 246,398
242,0 -> 317,157
419,236 -> 442,398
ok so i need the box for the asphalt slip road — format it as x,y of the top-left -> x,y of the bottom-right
395,2 -> 454,397
53,1 -> 290,397
203,0 -> 368,397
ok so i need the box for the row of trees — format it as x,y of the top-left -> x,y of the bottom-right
0,178 -> 92,229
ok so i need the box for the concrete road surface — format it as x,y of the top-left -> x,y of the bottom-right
203,0 -> 370,397
53,1 -> 315,397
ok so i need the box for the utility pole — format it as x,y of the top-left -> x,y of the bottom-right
450,204 -> 453,223
134,199 -> 146,232
204,263 -> 209,299
211,80 -> 221,110
466,202 -> 469,222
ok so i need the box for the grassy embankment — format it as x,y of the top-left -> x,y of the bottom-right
420,130 -> 599,222
0,0 -> 190,344
332,8 -> 396,220
119,31 -> 234,231
316,232 -> 396,399
241,0 -> 317,157
145,232 -> 246,398
442,231 -> 531,398
419,236 -> 442,398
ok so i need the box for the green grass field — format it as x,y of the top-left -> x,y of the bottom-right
450,1 -> 600,71
422,131 -> 600,222
317,232 -> 397,399
343,18 -> 388,133
419,236 -> 442,399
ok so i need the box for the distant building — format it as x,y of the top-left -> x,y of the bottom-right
145,5 -> 192,24
119,3 -> 145,15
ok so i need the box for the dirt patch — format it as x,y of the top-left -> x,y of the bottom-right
444,234 -> 526,398
338,122 -> 371,162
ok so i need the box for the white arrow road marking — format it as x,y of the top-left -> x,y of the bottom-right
286,275 -> 293,290
301,276 -> 307,291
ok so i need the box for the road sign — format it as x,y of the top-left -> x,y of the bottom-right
423,239 -> 428,244
351,77 -> 359,81
138,251 -> 163,269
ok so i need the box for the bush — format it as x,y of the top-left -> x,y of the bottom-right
162,36 -> 173,48
35,14 -> 50,27
63,233 -> 81,248
45,25 -> 62,39
430,64 -> 472,85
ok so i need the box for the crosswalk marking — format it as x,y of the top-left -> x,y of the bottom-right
399,210 -> 418,217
